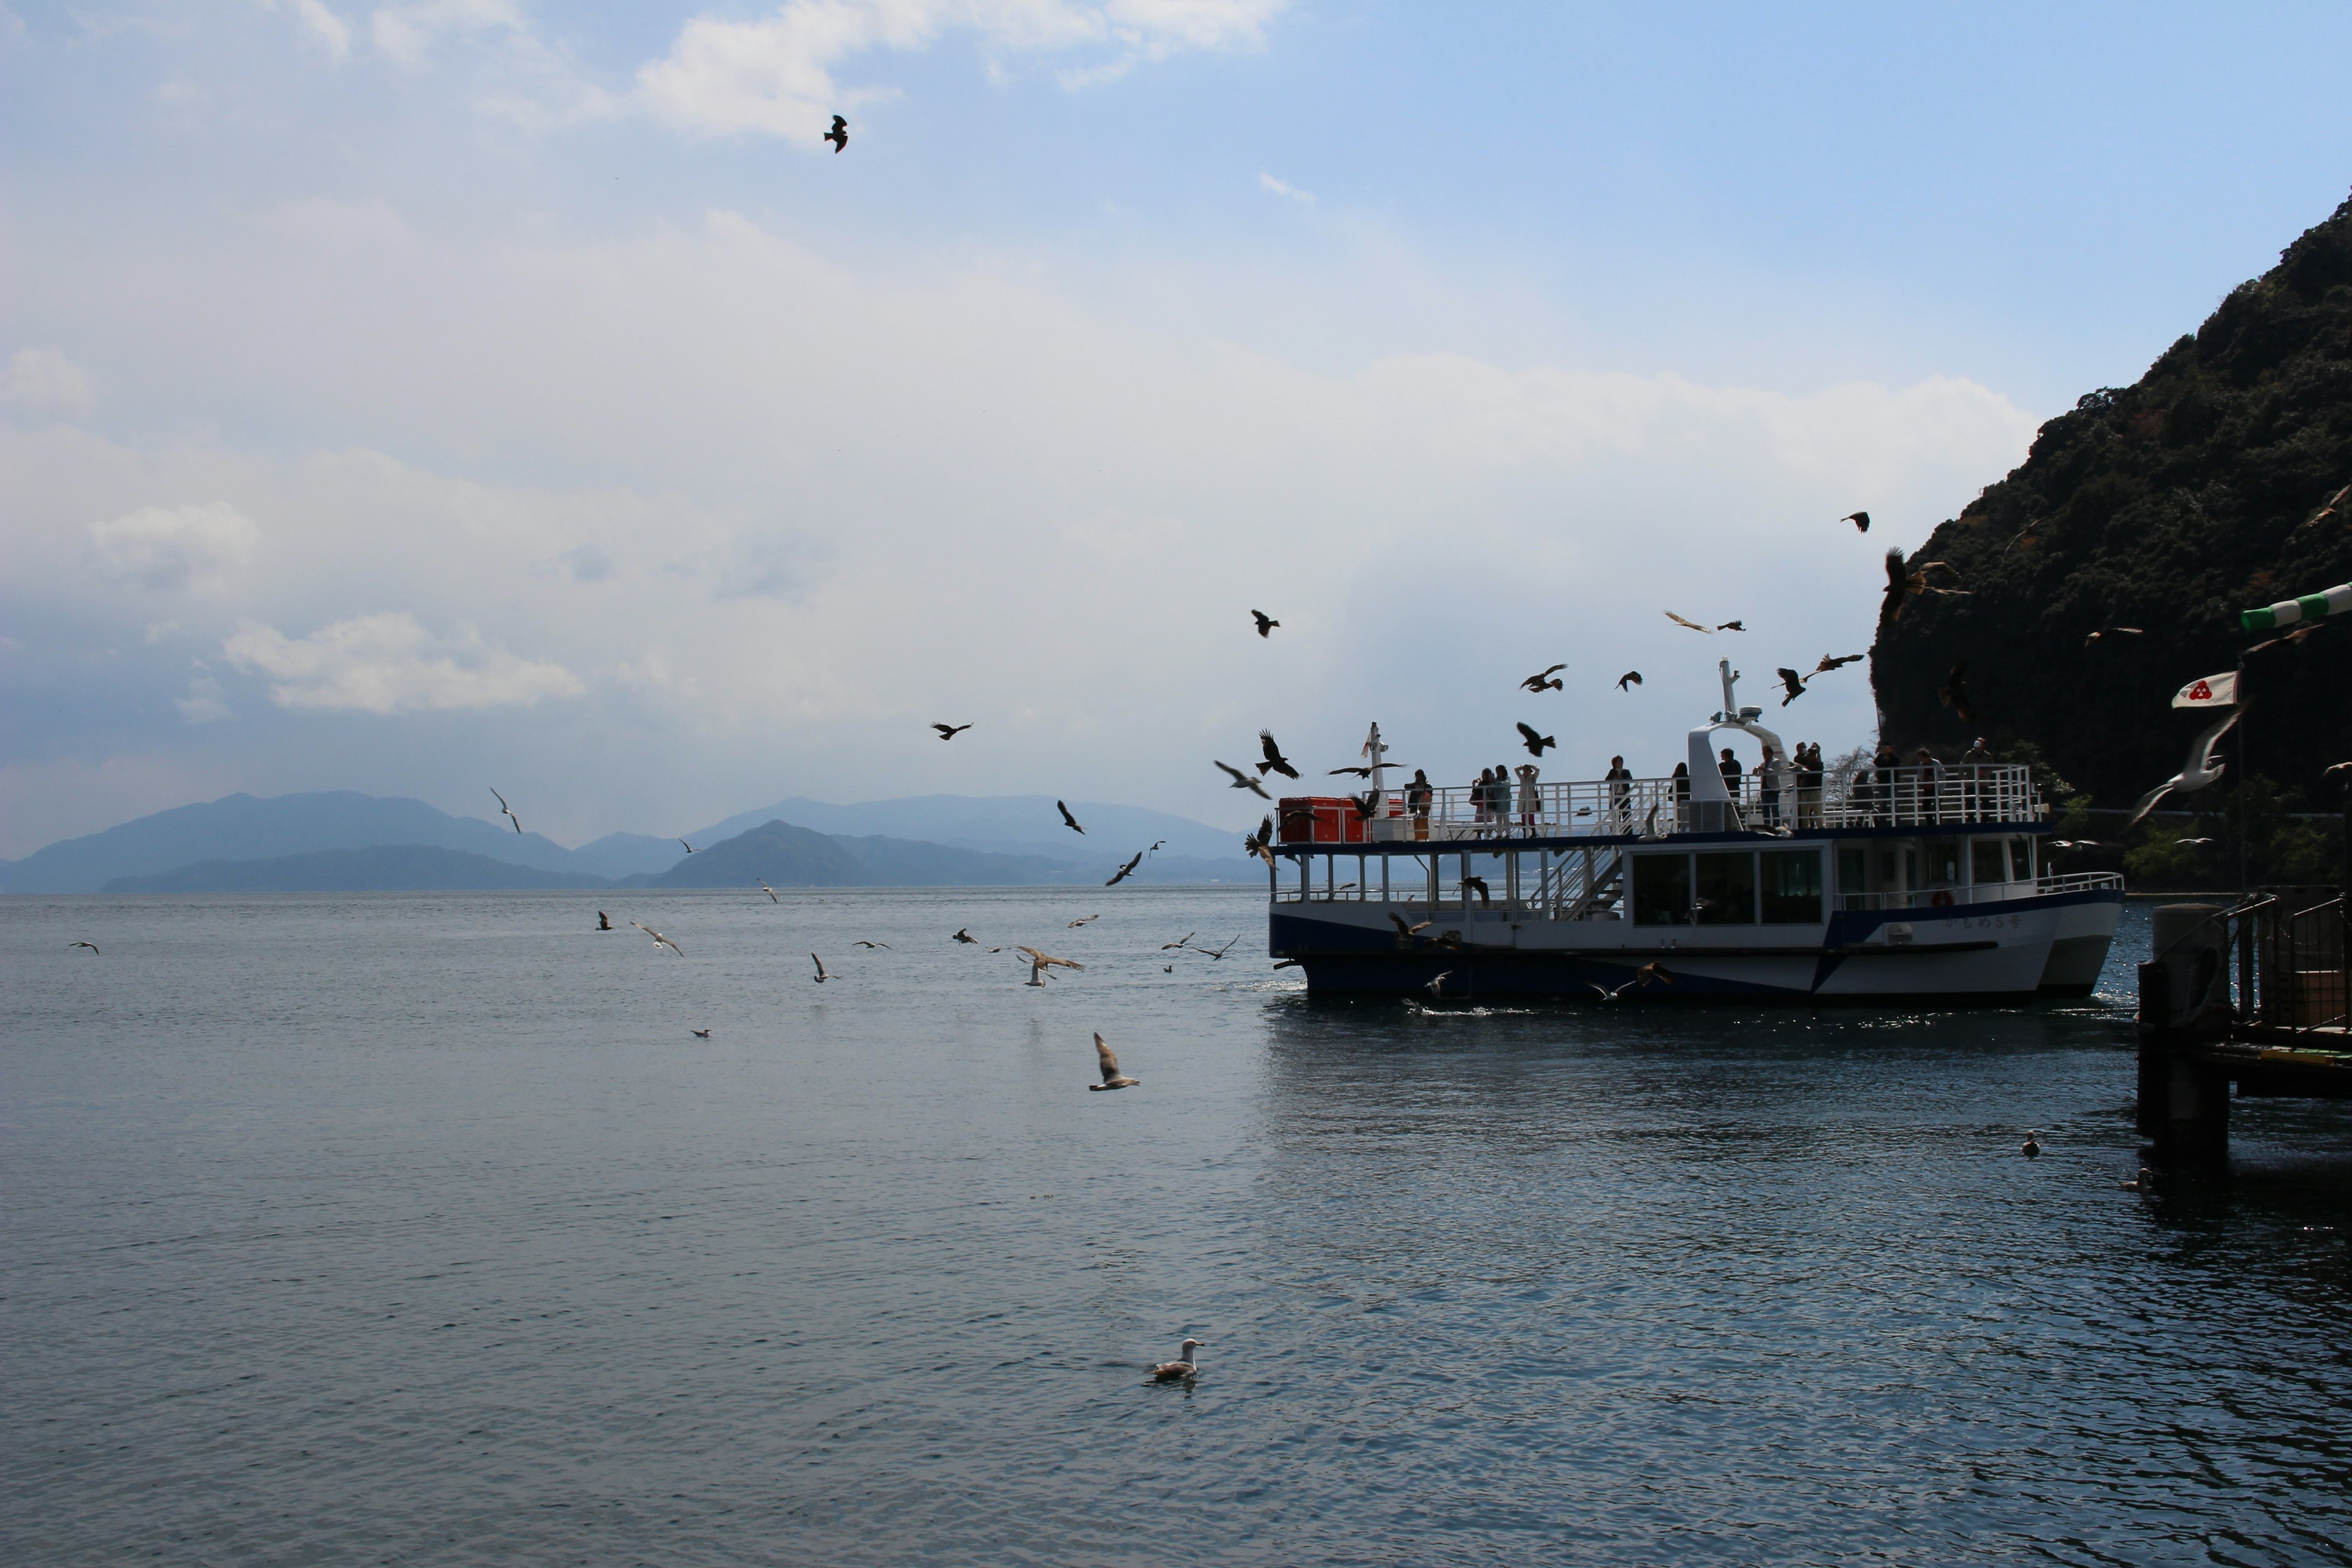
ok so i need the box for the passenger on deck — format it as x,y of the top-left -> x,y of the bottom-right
1605,755 -> 1633,831
1916,745 -> 1945,823
1795,742 -> 1822,826
1515,763 -> 1541,829
1756,746 -> 1782,827
1472,766 -> 1494,828
1407,769 -> 1433,840
1494,763 -> 1512,833
1671,761 -> 1690,831
1962,735 -> 1992,820
1872,742 -> 1897,826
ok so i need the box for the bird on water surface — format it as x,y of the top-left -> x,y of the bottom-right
1147,1339 -> 1202,1380
2022,1131 -> 2041,1158
952,928 -> 980,944
1089,1033 -> 1139,1090
597,911 -> 612,930
692,1028 -> 712,1039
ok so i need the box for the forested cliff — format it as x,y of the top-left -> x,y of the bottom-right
1871,193 -> 2352,825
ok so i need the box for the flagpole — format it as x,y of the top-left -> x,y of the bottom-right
2235,654 -> 2248,897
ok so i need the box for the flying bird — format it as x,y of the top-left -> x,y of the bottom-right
1068,914 -> 1100,927
1147,1339 -> 1202,1380
630,921 -> 683,956
2297,481 -> 2351,530
1582,960 -> 1675,998
1215,761 -> 1273,799
1423,970 -> 1457,997
2326,761 -> 2352,778
2050,840 -> 2101,850
1017,946 -> 1084,986
2084,627 -> 2145,646
1256,730 -> 1300,779
952,928 -> 979,943
1148,840 -> 1165,852
758,880 -> 778,903
1106,851 -> 1145,886
1461,875 -> 1491,905
1242,815 -> 1275,862
1844,511 -> 1871,533
1881,548 -> 1965,622
1251,609 -> 1279,638
1161,932 -> 1195,949
490,787 -> 523,833
1937,659 -> 1975,724
932,723 -> 972,740
1388,911 -> 1433,938
1329,763 -> 1414,778
1776,668 -> 1807,705
1812,653 -> 1864,674
2127,709 -> 2242,828
1057,800 -> 1085,834
597,911 -> 612,930
2174,837 -> 2217,847
69,940 -> 99,954
1521,663 -> 1567,692
692,1028 -> 712,1039
1194,935 -> 1240,960
1664,611 -> 1711,633
810,953 -> 833,983
850,941 -> 892,950
1716,620 -> 1745,632
1616,671 -> 1643,691
823,114 -> 847,153
678,839 -> 698,854
1515,722 -> 1556,756
1088,1033 -> 1139,1091
1349,790 -> 1382,820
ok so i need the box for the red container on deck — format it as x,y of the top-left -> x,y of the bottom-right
1278,796 -> 1368,845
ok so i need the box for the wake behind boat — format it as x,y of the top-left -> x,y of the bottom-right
1265,662 -> 2122,1002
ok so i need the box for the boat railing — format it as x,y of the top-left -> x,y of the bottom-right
1322,764 -> 2045,843
1832,872 -> 2124,912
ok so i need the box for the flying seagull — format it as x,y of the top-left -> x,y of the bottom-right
1161,932 -> 1195,949
853,939 -> 892,948
1844,511 -> 1871,533
810,953 -> 833,983
1148,839 -> 1166,852
1776,668 -> 1807,705
1256,729 -> 1300,779
490,786 -> 523,833
70,940 -> 99,954
1521,663 -> 1567,692
1194,934 -> 1240,960
1251,609 -> 1279,638
2127,709 -> 2242,828
823,114 -> 847,153
1068,914 -> 1100,927
597,911 -> 612,930
758,880 -> 778,903
1106,851 -> 1145,886
1515,721 -> 1556,756
2084,627 -> 2145,646
1938,658 -> 1975,724
1882,548 -> 1965,622
1423,970 -> 1457,997
1057,800 -> 1086,834
952,928 -> 980,943
1664,611 -> 1711,633
1147,1338 -> 1202,1380
932,723 -> 972,740
1388,911 -> 1433,938
1616,670 -> 1642,691
1329,762 -> 1414,778
1812,653 -> 1864,674
1017,946 -> 1084,986
1088,1032 -> 1139,1090
1461,875 -> 1491,905
1215,760 -> 1273,799
678,839 -> 698,854
630,921 -> 683,956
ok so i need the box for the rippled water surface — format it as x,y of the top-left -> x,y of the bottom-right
7,889 -> 2350,1565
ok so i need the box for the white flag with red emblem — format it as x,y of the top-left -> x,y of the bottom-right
2171,671 -> 2238,708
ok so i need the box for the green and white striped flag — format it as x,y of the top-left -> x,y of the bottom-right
2241,581 -> 2350,633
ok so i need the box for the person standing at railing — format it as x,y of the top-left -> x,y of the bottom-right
1407,769 -> 1433,840
1717,747 -> 1744,825
1912,745 -> 1944,822
1961,736 -> 1992,821
1798,742 -> 1825,827
1755,747 -> 1781,827
1515,763 -> 1541,831
1671,761 -> 1690,832
1871,743 -> 1896,826
1471,767 -> 1494,829
1492,762 -> 1514,834
1606,756 -> 1633,832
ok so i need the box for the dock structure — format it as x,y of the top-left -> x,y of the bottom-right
2136,888 -> 2351,1161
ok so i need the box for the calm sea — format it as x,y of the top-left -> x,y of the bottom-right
6,889 -> 2348,1565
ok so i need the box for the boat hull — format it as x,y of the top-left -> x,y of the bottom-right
1270,888 -> 2122,1004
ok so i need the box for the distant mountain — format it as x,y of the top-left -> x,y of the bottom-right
102,845 -> 611,894
627,821 -> 860,888
569,831 -> 689,879
1872,190 -> 2352,805
1,791 -> 582,895
688,794 -> 1243,865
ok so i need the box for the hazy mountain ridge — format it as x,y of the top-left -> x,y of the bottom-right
1871,191 -> 2352,805
9,790 -> 1252,894
103,846 -> 615,894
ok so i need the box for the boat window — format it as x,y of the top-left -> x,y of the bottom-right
1694,851 -> 1757,925
1838,848 -> 1868,911
1923,839 -> 1961,886
1971,838 -> 2007,886
1632,854 -> 1692,925
2011,838 -> 2034,881
1760,850 -> 1822,924
1879,848 -> 1903,891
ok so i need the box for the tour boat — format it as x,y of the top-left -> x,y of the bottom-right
1266,662 -> 2124,1002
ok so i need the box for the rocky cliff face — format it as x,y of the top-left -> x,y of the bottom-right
1871,193 -> 2352,807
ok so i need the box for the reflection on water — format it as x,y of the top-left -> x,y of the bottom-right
4,888 -> 2346,1565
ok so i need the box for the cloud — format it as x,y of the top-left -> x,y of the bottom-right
1258,172 -> 1313,204
2,347 -> 96,417
637,0 -> 1289,138
369,0 -> 522,66
177,670 -> 232,724
267,0 -> 353,61
86,502 -> 260,591
222,612 -> 585,713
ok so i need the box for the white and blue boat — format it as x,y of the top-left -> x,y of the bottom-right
1265,662 -> 2123,1002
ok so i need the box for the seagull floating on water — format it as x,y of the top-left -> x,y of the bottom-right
2021,1130 -> 2041,1158
1147,1338 -> 1202,1380
597,911 -> 612,930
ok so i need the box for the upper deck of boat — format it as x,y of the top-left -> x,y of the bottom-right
1278,763 -> 2048,855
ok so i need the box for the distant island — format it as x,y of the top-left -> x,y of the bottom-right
6,789 -> 1254,895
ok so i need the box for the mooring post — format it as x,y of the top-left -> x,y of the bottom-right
2138,902 -> 2233,1163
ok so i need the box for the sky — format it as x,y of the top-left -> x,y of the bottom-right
5,1 -> 2350,858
